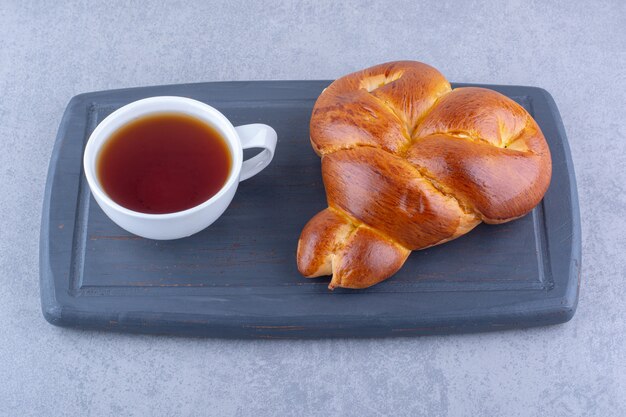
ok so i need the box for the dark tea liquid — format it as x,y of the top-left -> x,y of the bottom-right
97,113 -> 231,214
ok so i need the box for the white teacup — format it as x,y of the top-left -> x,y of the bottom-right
83,96 -> 277,240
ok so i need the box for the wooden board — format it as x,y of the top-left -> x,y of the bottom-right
40,81 -> 581,338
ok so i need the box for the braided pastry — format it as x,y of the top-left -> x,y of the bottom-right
297,61 -> 552,289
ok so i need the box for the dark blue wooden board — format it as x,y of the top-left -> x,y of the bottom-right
40,81 -> 581,338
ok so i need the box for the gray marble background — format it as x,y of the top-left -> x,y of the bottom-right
1,1 -> 624,416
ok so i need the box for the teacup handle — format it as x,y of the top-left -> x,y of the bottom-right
235,124 -> 277,181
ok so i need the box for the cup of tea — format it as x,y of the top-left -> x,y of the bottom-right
83,96 -> 277,240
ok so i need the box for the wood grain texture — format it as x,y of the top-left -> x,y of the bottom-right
39,80 -> 580,338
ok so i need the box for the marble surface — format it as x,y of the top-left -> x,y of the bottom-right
0,1 -> 624,416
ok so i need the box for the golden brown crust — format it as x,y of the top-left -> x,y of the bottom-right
323,146 -> 475,249
413,87 -> 529,147
298,61 -> 552,289
297,208 -> 353,277
330,226 -> 410,289
310,61 -> 451,155
310,89 -> 410,155
406,133 -> 551,222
